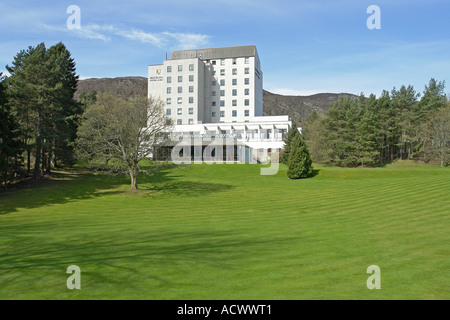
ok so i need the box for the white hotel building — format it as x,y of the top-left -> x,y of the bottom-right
148,45 -> 293,162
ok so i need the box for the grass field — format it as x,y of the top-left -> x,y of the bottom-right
0,162 -> 448,299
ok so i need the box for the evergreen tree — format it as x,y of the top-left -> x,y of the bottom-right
303,110 -> 329,163
0,73 -> 23,187
47,42 -> 81,168
280,122 -> 300,164
322,96 -> 363,167
287,134 -> 313,179
416,79 -> 447,162
6,42 -> 80,178
357,95 -> 382,167
390,85 -> 420,160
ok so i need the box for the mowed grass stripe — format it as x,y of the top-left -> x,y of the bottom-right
0,163 -> 448,299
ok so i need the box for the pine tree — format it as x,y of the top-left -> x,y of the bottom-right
0,73 -> 23,187
6,42 -> 80,178
303,110 -> 328,163
280,122 -> 300,165
47,42 -> 81,168
287,134 -> 313,179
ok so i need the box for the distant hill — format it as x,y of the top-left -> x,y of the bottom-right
75,77 -> 356,126
75,76 -> 148,100
262,91 -> 356,126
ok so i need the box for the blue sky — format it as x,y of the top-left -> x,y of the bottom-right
1,0 -> 449,96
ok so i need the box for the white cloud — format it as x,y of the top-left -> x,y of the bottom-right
115,29 -> 165,47
162,32 -> 210,50
41,24 -> 112,41
40,23 -> 210,50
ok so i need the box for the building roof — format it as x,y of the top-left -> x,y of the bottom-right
170,45 -> 257,60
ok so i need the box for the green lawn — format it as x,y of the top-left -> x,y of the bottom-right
0,162 -> 448,299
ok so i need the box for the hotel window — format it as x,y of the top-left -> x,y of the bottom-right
220,111 -> 225,117
189,75 -> 194,82
177,108 -> 182,115
220,100 -> 225,107
220,69 -> 225,76
177,97 -> 182,104
178,76 -> 183,82
177,119 -> 182,125
244,67 -> 249,74
220,59 -> 225,66
166,108 -> 171,115
220,79 -> 225,86
232,100 -> 237,106
189,86 -> 194,93
212,91 -> 216,96
167,76 -> 172,83
232,89 -> 237,96
188,107 -> 194,114
189,97 -> 194,104
245,78 -> 250,85
167,87 -> 172,94
189,64 -> 194,71
245,99 -> 249,106
245,57 -> 249,64
232,58 -> 237,65
212,60 -> 216,65
212,80 -> 216,86
212,111 -> 216,117
245,110 -> 250,117
232,68 -> 237,75
166,98 -> 172,105
232,110 -> 237,117
189,119 -> 194,125
178,65 -> 183,72
220,90 -> 225,97
232,79 -> 237,86
212,101 -> 216,106
167,66 -> 172,72
178,86 -> 182,93
245,88 -> 249,95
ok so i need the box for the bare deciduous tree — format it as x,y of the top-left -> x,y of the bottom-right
76,93 -> 173,189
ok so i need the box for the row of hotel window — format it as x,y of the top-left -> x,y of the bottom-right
167,87 -> 250,95
168,109 -> 251,123
167,109 -> 250,117
167,97 -> 250,106
166,73 -> 250,83
166,58 -> 250,73
209,57 -> 250,65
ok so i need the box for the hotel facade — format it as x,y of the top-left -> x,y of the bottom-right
148,45 -> 293,162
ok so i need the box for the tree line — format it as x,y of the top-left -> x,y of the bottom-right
1,42 -> 82,186
1,42 -> 172,190
302,79 -> 450,167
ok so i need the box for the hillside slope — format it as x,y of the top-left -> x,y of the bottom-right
75,77 -> 355,125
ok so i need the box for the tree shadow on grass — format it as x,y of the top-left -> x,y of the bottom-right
0,169 -> 128,215
0,228 -> 303,297
310,169 -> 321,178
138,170 -> 234,198
0,167 -> 234,215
